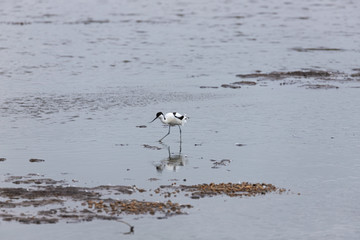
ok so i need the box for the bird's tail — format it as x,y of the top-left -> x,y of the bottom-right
182,114 -> 189,125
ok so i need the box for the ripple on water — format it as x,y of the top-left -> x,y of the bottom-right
0,88 -> 214,122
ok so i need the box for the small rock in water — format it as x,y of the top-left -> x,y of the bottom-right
29,158 -> 45,163
235,143 -> 246,147
200,86 -> 219,89
143,144 -> 162,150
221,84 -> 241,89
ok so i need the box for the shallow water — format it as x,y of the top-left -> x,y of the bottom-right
1,0 -> 360,239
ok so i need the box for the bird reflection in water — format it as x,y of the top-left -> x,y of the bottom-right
154,143 -> 187,172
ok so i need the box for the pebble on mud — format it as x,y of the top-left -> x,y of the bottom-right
86,199 -> 192,216
159,182 -> 287,199
0,176 -> 190,224
0,174 -> 290,225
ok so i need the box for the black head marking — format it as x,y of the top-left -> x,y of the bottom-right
150,112 -> 164,123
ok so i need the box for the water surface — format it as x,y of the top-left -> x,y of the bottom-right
1,0 -> 360,239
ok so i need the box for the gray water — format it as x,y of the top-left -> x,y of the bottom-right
1,0 -> 360,239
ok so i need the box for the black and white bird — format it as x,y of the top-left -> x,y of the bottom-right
150,112 -> 188,142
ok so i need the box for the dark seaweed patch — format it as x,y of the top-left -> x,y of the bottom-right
300,84 -> 339,89
236,70 -> 331,79
221,84 -> 241,89
29,158 -> 45,163
291,47 -> 345,52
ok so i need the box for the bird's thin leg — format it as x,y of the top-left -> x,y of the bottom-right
159,125 -> 171,142
167,146 -> 171,158
178,125 -> 182,143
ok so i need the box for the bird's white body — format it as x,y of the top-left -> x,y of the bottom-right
158,112 -> 187,126
150,112 -> 188,142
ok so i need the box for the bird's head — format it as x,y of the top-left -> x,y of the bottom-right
150,112 -> 163,123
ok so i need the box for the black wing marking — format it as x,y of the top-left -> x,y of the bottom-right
173,112 -> 184,120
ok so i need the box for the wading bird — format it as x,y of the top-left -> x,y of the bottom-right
150,112 -> 188,142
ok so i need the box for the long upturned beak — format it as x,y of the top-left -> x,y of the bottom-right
149,116 -> 158,123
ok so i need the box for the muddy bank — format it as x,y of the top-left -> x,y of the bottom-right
291,47 -> 345,52
300,84 -> 339,89
0,175 -> 288,225
200,70 -> 360,90
235,70 -> 332,79
85,199 -> 192,217
157,182 -> 287,199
